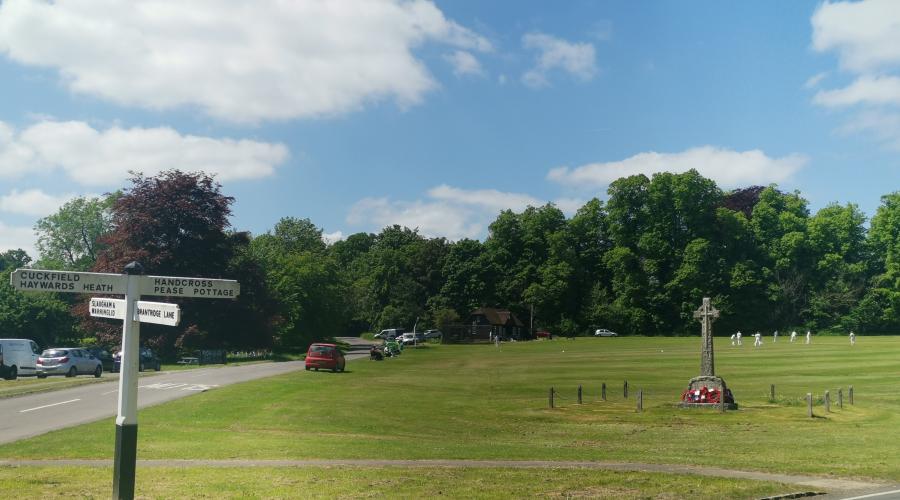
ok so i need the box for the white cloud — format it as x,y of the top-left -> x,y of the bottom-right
427,184 -> 542,213
322,230 -> 345,245
444,50 -> 484,77
814,75 -> 900,108
839,110 -> 900,150
0,120 -> 288,187
810,1 -> 900,150
0,189 -> 79,216
804,72 -> 828,89
348,197 -> 483,240
347,185 -> 576,240
553,197 -> 585,216
521,32 -> 596,88
0,122 -> 38,178
547,147 -> 808,189
0,220 -> 36,258
811,0 -> 900,73
0,0 -> 491,123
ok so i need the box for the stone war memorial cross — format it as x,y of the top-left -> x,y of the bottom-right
681,297 -> 737,410
10,263 -> 239,500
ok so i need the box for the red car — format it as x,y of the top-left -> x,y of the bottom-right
305,343 -> 346,372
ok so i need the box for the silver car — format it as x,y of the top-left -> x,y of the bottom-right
36,348 -> 103,378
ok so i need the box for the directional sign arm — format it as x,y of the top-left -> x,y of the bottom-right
139,275 -> 240,299
11,269 -> 126,294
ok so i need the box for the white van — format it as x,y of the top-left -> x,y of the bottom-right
375,328 -> 404,340
0,339 -> 41,380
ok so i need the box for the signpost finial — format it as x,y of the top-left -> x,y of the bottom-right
124,262 -> 144,275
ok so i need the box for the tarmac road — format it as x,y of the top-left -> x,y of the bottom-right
0,338 -> 375,446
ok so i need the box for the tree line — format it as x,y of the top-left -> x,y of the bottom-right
1,168 -> 899,357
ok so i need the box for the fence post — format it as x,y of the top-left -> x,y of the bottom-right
825,390 -> 831,413
601,382 -> 606,401
637,389 -> 643,413
838,388 -> 843,409
549,387 -> 555,409
849,385 -> 854,405
807,393 -> 813,418
770,384 -> 775,402
624,380 -> 628,399
719,390 -> 726,413
577,385 -> 583,404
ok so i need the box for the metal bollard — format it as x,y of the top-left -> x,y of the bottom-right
770,384 -> 775,402
807,393 -> 813,418
578,385 -> 583,404
624,380 -> 628,399
838,388 -> 843,409
825,390 -> 831,413
549,387 -> 555,409
849,385 -> 854,405
637,389 -> 643,413
601,382 -> 606,401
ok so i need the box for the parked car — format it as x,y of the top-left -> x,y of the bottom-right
112,347 -> 162,372
374,328 -> 404,340
305,343 -> 346,372
0,338 -> 41,380
594,329 -> 618,337
36,348 -> 102,378
400,332 -> 426,345
84,347 -> 115,371
423,329 -> 442,339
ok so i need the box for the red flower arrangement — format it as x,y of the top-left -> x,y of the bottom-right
681,386 -> 722,404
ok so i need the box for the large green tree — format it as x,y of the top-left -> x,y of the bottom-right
34,194 -> 118,270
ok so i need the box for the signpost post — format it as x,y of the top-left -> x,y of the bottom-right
10,263 -> 239,500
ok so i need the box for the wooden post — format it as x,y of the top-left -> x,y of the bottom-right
624,380 -> 628,399
849,385 -> 854,405
770,384 -> 775,402
637,389 -> 643,412
838,388 -> 843,409
549,387 -> 555,408
601,382 -> 606,401
807,393 -> 813,418
719,390 -> 725,413
825,390 -> 831,413
577,385 -> 583,404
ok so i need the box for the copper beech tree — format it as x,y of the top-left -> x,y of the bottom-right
77,170 -> 275,356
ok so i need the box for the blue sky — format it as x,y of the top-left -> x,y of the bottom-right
1,0 -> 899,257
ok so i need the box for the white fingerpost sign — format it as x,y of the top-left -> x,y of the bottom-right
139,275 -> 240,298
10,263 -> 238,499
90,298 -> 182,326
11,269 -> 125,294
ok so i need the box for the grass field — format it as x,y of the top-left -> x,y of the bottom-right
0,465 -> 794,499
0,335 -> 896,497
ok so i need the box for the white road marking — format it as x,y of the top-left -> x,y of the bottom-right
139,382 -> 215,391
183,384 -> 218,391
20,399 -> 81,413
841,489 -> 900,500
101,389 -> 118,395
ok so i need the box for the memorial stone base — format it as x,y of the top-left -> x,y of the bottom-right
680,375 -> 738,410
